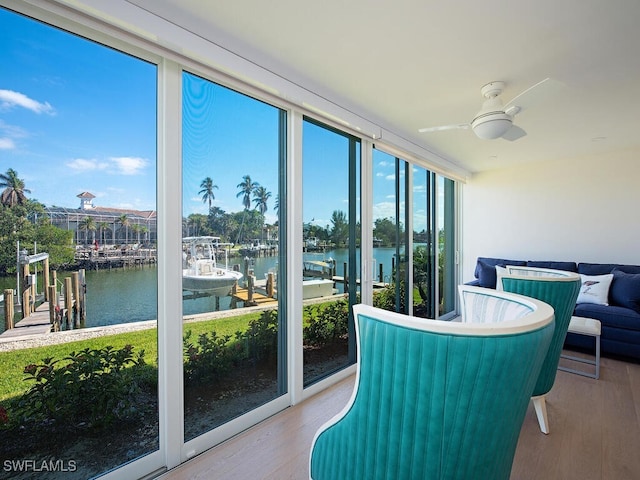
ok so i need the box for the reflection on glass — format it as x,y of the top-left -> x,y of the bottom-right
372,150 -> 409,314
438,176 -> 456,316
373,152 -> 457,319
413,167 -> 433,318
302,119 -> 359,385
182,72 -> 285,440
0,9 -> 158,478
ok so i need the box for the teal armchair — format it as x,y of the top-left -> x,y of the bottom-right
310,287 -> 554,480
499,265 -> 581,434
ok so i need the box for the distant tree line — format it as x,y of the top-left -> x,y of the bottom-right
0,169 -> 74,275
185,175 -> 275,244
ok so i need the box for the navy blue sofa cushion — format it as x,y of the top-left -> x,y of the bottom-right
578,263 -> 640,275
474,257 -> 526,288
527,260 -> 577,272
470,257 -> 640,361
610,269 -> 640,313
574,303 -> 640,331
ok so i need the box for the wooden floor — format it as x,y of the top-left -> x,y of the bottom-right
159,354 -> 640,480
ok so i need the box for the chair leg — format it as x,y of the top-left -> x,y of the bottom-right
532,395 -> 549,434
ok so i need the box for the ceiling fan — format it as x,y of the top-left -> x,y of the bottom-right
418,78 -> 561,141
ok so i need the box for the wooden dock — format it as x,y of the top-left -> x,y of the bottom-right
0,301 -> 52,342
75,248 -> 156,270
231,286 -> 277,306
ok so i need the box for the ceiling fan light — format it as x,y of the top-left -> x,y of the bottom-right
471,112 -> 512,139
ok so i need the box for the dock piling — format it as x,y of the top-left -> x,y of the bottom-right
43,257 -> 50,301
22,288 -> 30,319
247,274 -> 255,305
266,272 -> 275,298
48,285 -> 57,329
64,277 -> 73,328
79,269 -> 86,324
3,289 -> 14,330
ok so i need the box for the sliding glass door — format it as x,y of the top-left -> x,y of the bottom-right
182,72 -> 287,440
372,148 -> 457,318
302,118 -> 360,386
0,8 -> 159,478
438,176 -> 457,318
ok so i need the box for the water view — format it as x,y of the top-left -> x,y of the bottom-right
0,248 -> 401,334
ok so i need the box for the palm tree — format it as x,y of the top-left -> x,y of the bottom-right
237,175 -> 259,210
98,221 -> 110,245
118,214 -> 130,244
236,175 -> 260,243
252,186 -> 271,215
79,216 -> 97,245
0,168 -> 31,207
139,225 -> 149,244
131,224 -> 141,244
198,177 -> 218,210
253,186 -> 271,243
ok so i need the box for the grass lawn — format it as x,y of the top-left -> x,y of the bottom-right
0,312 -> 260,403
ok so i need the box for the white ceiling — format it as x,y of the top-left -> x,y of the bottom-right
125,0 -> 640,174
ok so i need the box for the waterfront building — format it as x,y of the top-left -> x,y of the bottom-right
45,192 -> 157,246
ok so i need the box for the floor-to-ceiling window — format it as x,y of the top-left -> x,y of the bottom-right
182,72 -> 286,440
0,4 -> 460,477
413,167 -> 434,318
302,118 -> 360,385
373,148 -> 458,318
0,7 -> 158,478
438,176 -> 457,318
371,149 -> 409,313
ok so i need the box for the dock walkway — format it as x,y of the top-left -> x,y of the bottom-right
232,280 -> 278,306
0,301 -> 52,342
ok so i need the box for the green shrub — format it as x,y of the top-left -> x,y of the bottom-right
183,330 -> 234,385
243,310 -> 278,363
303,300 -> 349,346
14,345 -> 147,430
183,310 -> 279,385
373,282 -> 407,312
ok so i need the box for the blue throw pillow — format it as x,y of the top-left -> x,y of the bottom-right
474,257 -> 526,286
610,268 -> 640,313
476,260 -> 499,288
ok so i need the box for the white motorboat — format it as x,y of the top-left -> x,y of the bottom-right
182,236 -> 243,296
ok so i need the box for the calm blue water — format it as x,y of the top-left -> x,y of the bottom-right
0,248 -> 402,332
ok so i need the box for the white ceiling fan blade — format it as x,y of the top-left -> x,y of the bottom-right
501,125 -> 527,141
418,123 -> 470,133
504,77 -> 565,113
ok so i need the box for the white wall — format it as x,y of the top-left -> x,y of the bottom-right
461,148 -> 640,283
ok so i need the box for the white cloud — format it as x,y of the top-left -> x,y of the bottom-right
373,201 -> 396,220
65,156 -> 149,175
0,89 -> 55,115
0,120 -> 28,150
385,174 -> 394,180
66,158 -> 109,172
110,156 -> 148,175
0,138 -> 15,150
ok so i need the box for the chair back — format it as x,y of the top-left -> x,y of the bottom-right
499,266 -> 581,396
310,291 -> 554,480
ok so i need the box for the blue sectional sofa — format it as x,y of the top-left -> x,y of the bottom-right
467,257 -> 640,361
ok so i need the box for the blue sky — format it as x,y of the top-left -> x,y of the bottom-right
0,8 -> 157,212
1,7 -> 428,231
